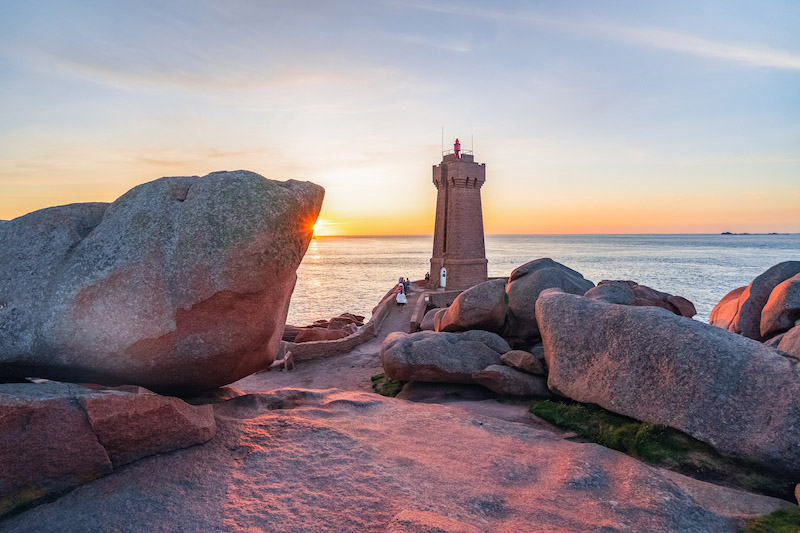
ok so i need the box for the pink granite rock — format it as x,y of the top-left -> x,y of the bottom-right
760,273 -> 800,339
420,308 -> 444,331
504,258 -> 594,346
3,388 -> 790,531
584,281 -> 636,305
388,509 -> 481,533
294,328 -> 350,343
500,349 -> 545,375
537,289 -> 800,472
710,262 -> 800,339
472,365 -> 551,396
435,279 -> 507,333
79,392 -> 215,468
0,171 -> 324,395
709,286 -> 746,330
0,381 -> 215,518
778,325 -> 800,358
586,280 -> 696,317
381,330 -> 509,384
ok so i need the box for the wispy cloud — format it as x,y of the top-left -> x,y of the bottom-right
381,32 -> 470,53
594,25 -> 800,70
394,1 -> 800,70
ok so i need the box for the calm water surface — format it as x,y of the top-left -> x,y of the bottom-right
287,234 -> 800,325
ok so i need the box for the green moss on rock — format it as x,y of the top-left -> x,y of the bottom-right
371,373 -> 404,397
530,400 -> 797,501
740,506 -> 800,533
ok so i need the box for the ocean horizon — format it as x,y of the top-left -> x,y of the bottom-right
287,233 -> 800,326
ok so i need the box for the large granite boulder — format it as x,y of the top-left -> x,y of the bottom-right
710,261 -> 800,339
537,289 -> 800,472
472,365 -> 551,396
0,381 -> 215,517
778,325 -> 800,358
0,171 -> 324,395
760,273 -> 800,339
584,281 -> 636,305
435,279 -> 507,333
380,330 -> 509,383
420,308 -> 444,331
709,286 -> 746,330
587,280 -> 696,317
504,258 -> 594,346
500,349 -> 545,375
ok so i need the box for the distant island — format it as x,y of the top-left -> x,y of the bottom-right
721,232 -> 781,235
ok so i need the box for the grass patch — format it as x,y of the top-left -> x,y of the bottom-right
740,506 -> 800,533
530,400 -> 797,502
370,373 -> 404,397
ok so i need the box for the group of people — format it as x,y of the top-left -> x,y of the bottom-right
396,276 -> 411,306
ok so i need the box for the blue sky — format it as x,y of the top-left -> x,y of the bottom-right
1,0 -> 798,233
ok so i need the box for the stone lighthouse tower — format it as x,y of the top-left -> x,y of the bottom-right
429,138 -> 488,289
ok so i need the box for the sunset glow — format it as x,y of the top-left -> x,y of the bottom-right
0,2 -> 798,234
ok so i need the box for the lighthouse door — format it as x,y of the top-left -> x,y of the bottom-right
440,267 -> 447,288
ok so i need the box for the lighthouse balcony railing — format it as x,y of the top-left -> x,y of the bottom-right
441,148 -> 473,157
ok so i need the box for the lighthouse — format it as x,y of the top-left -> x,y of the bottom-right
429,138 -> 488,289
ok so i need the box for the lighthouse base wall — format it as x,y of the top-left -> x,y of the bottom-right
430,257 -> 488,290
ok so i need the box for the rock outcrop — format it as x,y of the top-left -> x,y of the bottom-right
472,365 -> 550,396
537,289 -> 800,472
760,273 -> 800,339
293,328 -> 351,343
499,349 -> 545,375
0,171 -> 324,395
710,261 -> 800,339
0,381 -> 214,517
586,280 -> 696,317
778,324 -> 800,358
504,258 -> 594,346
2,388 -> 789,531
420,308 -> 444,331
380,330 -> 509,383
283,313 -> 365,342
434,279 -> 507,333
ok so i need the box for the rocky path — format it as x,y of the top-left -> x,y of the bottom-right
233,286 -> 423,394
233,285 -> 579,436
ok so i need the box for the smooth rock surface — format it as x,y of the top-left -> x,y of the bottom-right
472,365 -> 551,396
537,290 -> 800,472
80,392 -> 216,468
0,171 -> 324,394
710,261 -> 800,339
504,258 -> 594,345
2,388 -> 789,532
709,286 -> 746,330
500,349 -> 545,375
584,281 -> 636,305
0,381 -> 214,517
778,325 -> 800,358
293,329 -> 350,343
380,330 -> 509,384
419,308 -> 444,331
586,280 -> 696,317
435,278 -> 507,333
761,273 -> 800,339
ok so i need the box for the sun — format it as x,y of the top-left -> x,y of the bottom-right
312,219 -> 335,236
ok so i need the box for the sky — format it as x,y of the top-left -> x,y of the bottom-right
0,0 -> 798,235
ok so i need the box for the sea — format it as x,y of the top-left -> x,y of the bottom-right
286,234 -> 800,326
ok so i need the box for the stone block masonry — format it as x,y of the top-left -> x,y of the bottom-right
430,144 -> 488,289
